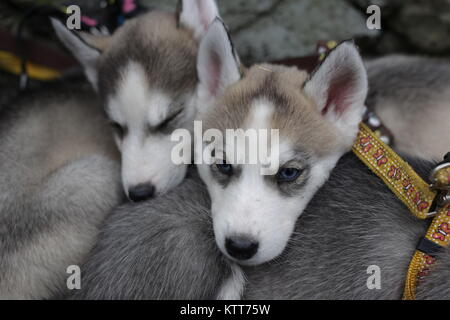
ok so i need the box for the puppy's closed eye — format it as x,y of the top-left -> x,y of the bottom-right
149,108 -> 184,134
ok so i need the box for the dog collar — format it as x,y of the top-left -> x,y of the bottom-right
352,123 -> 450,300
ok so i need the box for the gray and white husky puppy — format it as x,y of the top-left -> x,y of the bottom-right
72,20 -> 450,300
0,1 -> 219,299
365,56 -> 450,161
52,0 -> 219,201
0,78 -> 122,299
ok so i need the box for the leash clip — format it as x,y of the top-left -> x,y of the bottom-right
436,192 -> 450,207
426,191 -> 450,218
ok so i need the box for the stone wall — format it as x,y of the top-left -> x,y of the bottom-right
1,0 -> 448,64
143,0 -> 450,64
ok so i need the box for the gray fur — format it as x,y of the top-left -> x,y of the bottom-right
0,80 -> 122,299
72,153 -> 450,299
71,168 -> 231,300
365,56 -> 450,161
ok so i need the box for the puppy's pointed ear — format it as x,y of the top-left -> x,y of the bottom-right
304,41 -> 368,142
197,18 -> 241,110
51,18 -> 110,90
177,0 -> 219,40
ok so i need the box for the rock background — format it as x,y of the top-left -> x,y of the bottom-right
0,0 -> 449,65
142,0 -> 450,64
351,0 -> 450,57
143,0 -> 375,63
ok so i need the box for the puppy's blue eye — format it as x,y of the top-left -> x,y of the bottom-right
277,168 -> 302,182
216,163 -> 233,176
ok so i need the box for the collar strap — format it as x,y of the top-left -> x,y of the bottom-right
352,123 -> 450,300
353,123 -> 436,219
403,204 -> 450,300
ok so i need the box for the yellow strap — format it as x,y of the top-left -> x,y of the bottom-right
0,50 -> 61,81
352,123 -> 450,300
352,123 -> 436,220
403,204 -> 450,300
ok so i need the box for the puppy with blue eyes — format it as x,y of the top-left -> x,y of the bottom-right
195,19 -> 367,266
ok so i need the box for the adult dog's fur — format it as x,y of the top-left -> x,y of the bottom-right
365,56 -> 450,161
72,168 -> 231,299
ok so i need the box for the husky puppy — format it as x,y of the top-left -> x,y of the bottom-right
71,20 -> 450,300
365,56 -> 450,161
52,0 -> 219,201
194,20 -> 368,266
0,0 -> 219,298
0,78 -> 122,299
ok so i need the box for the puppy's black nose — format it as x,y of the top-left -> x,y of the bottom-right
128,183 -> 155,202
225,237 -> 258,260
